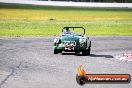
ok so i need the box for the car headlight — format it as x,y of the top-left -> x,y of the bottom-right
79,38 -> 86,43
54,38 -> 60,43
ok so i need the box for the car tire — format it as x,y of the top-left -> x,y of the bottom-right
54,49 -> 58,54
75,52 -> 80,55
82,50 -> 87,56
87,48 -> 91,55
87,41 -> 91,55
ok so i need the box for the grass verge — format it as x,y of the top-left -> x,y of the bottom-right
0,3 -> 132,36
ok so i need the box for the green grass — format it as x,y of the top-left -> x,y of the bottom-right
0,3 -> 132,36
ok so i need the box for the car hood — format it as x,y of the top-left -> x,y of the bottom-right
60,35 -> 82,42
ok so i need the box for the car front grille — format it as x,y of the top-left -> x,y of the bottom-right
64,41 -> 76,46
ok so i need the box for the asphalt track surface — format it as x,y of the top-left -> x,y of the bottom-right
0,36 -> 132,88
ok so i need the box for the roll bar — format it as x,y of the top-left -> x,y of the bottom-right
62,27 -> 85,35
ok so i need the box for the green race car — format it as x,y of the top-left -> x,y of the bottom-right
53,27 -> 91,56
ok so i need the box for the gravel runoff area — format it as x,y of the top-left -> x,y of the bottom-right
0,36 -> 132,88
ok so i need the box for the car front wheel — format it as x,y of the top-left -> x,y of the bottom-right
54,49 -> 58,54
82,50 -> 87,56
87,48 -> 91,55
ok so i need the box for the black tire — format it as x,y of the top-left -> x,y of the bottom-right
75,52 -> 80,55
87,41 -> 91,55
87,48 -> 91,55
54,49 -> 58,54
82,50 -> 87,56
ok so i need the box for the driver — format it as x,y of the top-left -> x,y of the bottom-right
63,28 -> 71,34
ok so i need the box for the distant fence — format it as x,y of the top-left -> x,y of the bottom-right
0,0 -> 132,8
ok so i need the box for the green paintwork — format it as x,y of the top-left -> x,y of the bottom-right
53,27 -> 91,54
54,33 -> 86,52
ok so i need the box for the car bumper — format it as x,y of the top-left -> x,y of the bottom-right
54,46 -> 86,52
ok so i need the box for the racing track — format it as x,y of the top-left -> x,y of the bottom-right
0,36 -> 132,88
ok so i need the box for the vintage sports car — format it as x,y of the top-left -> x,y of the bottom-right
53,27 -> 91,55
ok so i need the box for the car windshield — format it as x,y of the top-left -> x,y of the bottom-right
62,27 -> 84,35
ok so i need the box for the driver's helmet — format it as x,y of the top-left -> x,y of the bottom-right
63,28 -> 70,34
